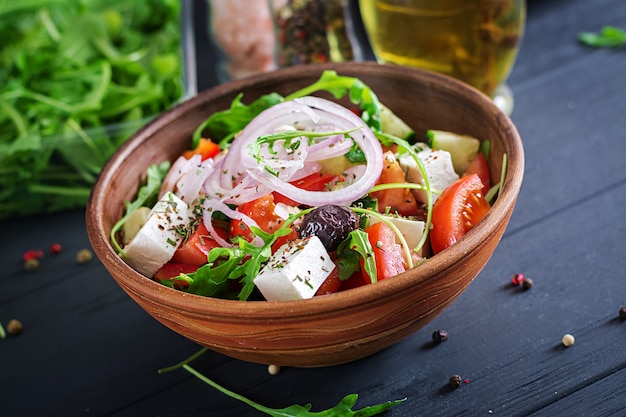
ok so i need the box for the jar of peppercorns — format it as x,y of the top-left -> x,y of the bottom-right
269,0 -> 364,68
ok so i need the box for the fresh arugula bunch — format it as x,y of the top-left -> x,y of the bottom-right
159,347 -> 406,417
0,0 -> 183,220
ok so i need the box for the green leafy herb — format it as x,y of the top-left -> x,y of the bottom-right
578,26 -> 626,48
110,161 -> 170,255
337,229 -> 376,282
0,0 -> 184,220
175,226 -> 293,301
159,347 -> 406,417
193,92 -> 284,148
0,322 -> 6,340
285,70 -> 382,132
485,153 -> 508,204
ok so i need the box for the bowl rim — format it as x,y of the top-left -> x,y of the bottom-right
87,61 -> 524,319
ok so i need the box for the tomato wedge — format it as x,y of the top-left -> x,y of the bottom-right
272,172 -> 339,206
171,222 -> 226,266
182,138 -> 221,161
430,174 -> 491,254
230,194 -> 282,241
370,154 -> 419,216
462,152 -> 491,195
361,222 -> 406,284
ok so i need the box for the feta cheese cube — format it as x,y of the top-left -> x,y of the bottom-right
398,147 -> 459,203
254,236 -> 335,301
123,192 -> 189,277
369,215 -> 426,256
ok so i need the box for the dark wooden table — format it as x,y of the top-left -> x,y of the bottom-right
2,0 -> 625,415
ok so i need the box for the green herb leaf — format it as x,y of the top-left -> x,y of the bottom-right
285,70 -> 382,132
176,226 -> 293,300
336,229 -> 376,282
579,26 -> 626,48
0,0 -> 183,220
183,362 -> 405,417
194,93 -> 284,148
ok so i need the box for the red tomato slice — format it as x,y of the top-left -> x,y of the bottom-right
154,262 -> 198,281
182,138 -> 221,161
171,222 -> 225,266
230,194 -> 285,241
315,266 -> 342,296
430,174 -> 491,254
273,173 -> 339,206
339,271 -> 367,291
361,222 -> 406,284
462,152 -> 491,195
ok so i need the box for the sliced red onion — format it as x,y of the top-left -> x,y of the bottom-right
176,156 -> 214,205
159,155 -> 189,198
197,96 -> 383,246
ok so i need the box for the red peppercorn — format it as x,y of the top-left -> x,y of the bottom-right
511,273 -> 524,286
50,243 -> 62,254
22,249 -> 44,261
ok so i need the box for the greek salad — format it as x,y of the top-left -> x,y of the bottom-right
111,71 -> 503,302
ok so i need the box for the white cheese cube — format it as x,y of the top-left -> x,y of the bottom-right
369,215 -> 426,256
254,236 -> 335,301
398,148 -> 459,204
123,192 -> 189,277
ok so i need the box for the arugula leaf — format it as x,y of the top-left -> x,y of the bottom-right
159,347 -> 406,417
176,226 -> 293,300
110,161 -> 170,255
230,227 -> 293,301
185,247 -> 246,297
336,229 -> 376,282
579,26 -> 626,48
285,70 -> 382,132
0,0 -> 183,220
193,93 -> 284,148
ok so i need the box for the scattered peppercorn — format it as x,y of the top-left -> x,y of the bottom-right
24,258 -> 39,271
50,243 -> 62,254
6,319 -> 23,335
561,333 -> 575,347
511,273 -> 524,286
22,249 -> 44,261
432,329 -> 449,343
449,374 -> 463,389
267,364 -> 281,375
619,306 -> 626,320
522,277 -> 534,290
76,248 -> 93,264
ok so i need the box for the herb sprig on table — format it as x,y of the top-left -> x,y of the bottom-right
578,26 -> 626,48
0,0 -> 183,220
159,348 -> 406,417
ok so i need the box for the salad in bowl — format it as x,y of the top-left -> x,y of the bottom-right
111,70 -> 501,303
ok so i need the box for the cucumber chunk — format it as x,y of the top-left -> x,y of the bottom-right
426,130 -> 481,174
381,104 -> 415,141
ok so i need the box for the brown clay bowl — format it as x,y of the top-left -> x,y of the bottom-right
86,62 -> 524,367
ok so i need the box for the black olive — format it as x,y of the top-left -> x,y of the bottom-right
299,205 -> 358,252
